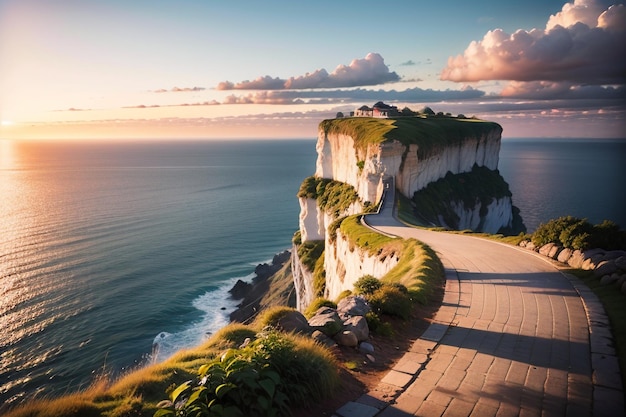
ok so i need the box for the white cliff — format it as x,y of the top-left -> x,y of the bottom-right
294,116 -> 514,311
323,229 -> 400,302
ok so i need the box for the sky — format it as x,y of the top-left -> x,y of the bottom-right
0,0 -> 624,139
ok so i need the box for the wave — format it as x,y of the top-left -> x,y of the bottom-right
150,273 -> 253,362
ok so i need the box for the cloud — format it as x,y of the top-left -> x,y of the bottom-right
400,60 -> 416,66
154,86 -> 206,93
216,53 -> 400,90
216,85 -> 485,105
441,1 -> 626,85
500,81 -> 626,100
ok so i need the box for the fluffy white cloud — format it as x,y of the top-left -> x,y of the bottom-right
216,53 -> 400,90
441,1 -> 626,85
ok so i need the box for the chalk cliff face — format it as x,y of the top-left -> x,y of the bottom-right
314,127 -> 501,203
294,116 -> 517,310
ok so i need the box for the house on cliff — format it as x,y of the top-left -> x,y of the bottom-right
354,101 -> 399,118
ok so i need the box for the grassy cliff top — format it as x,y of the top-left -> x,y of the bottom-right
320,116 -> 502,156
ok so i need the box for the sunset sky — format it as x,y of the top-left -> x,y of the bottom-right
1,0 -> 624,139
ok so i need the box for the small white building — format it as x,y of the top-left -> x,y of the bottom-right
354,101 -> 399,118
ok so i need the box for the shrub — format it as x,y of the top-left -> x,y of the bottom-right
254,306 -> 299,329
364,312 -> 393,336
155,330 -> 339,417
304,298 -> 337,318
368,286 -> 412,320
354,275 -> 383,295
532,216 -> 626,251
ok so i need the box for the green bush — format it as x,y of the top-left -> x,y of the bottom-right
368,286 -> 412,320
364,312 -> 393,336
353,275 -> 383,295
155,330 -> 339,417
532,216 -> 626,251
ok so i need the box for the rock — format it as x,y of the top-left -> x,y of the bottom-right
343,316 -> 370,342
334,330 -> 358,347
308,307 -> 343,336
229,279 -> 252,300
557,248 -> 573,264
539,243 -> 555,257
594,260 -> 618,278
359,342 -> 375,354
615,256 -> 626,270
273,310 -> 311,334
548,245 -> 562,259
568,250 -> 585,269
312,330 -> 337,348
600,275 -> 618,285
365,354 -> 376,363
615,275 -> 626,288
621,281 -> 626,295
337,295 -> 371,317
603,250 -> 626,261
525,241 -> 536,251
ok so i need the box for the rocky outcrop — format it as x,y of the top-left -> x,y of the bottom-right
519,240 -> 626,294
229,250 -> 292,323
439,198 -> 514,235
307,295 -> 374,352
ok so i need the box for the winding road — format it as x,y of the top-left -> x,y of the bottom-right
333,180 -> 623,417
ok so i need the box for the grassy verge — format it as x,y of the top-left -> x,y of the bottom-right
567,269 -> 626,390
339,215 -> 444,305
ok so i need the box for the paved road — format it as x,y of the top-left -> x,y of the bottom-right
333,182 -> 623,417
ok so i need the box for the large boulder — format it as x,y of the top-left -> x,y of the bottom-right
594,260 -> 619,278
308,307 -> 343,336
557,248 -> 573,264
337,295 -> 371,317
273,310 -> 311,334
343,315 -> 370,342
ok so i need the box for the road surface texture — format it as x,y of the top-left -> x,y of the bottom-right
332,182 -> 623,417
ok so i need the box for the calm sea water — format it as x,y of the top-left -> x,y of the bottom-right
1,137 -> 625,408
499,138 -> 626,232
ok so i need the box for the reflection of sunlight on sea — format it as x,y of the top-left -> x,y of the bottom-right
1,139 -> 16,170
151,274 -> 252,362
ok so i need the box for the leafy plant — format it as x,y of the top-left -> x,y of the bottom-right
353,275 -> 383,295
155,330 -> 339,417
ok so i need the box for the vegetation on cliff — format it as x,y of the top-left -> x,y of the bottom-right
298,176 -> 360,216
319,115 -> 501,159
338,215 -> 444,305
408,164 -> 525,235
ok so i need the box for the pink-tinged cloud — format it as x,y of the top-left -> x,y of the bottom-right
154,86 -> 206,93
501,80 -> 625,100
216,53 -> 400,90
441,1 -> 626,85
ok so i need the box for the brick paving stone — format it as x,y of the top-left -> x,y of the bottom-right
442,398 -> 475,417
415,400 -> 446,417
381,369 -> 414,388
333,218 -> 622,417
335,401 -> 379,417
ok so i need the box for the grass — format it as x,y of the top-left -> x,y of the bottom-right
567,269 -> 626,390
320,116 -> 501,159
338,215 -> 444,305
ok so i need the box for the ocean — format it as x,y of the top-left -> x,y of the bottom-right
1,137 -> 625,408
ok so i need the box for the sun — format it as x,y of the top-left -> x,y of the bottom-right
1,120 -> 15,126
